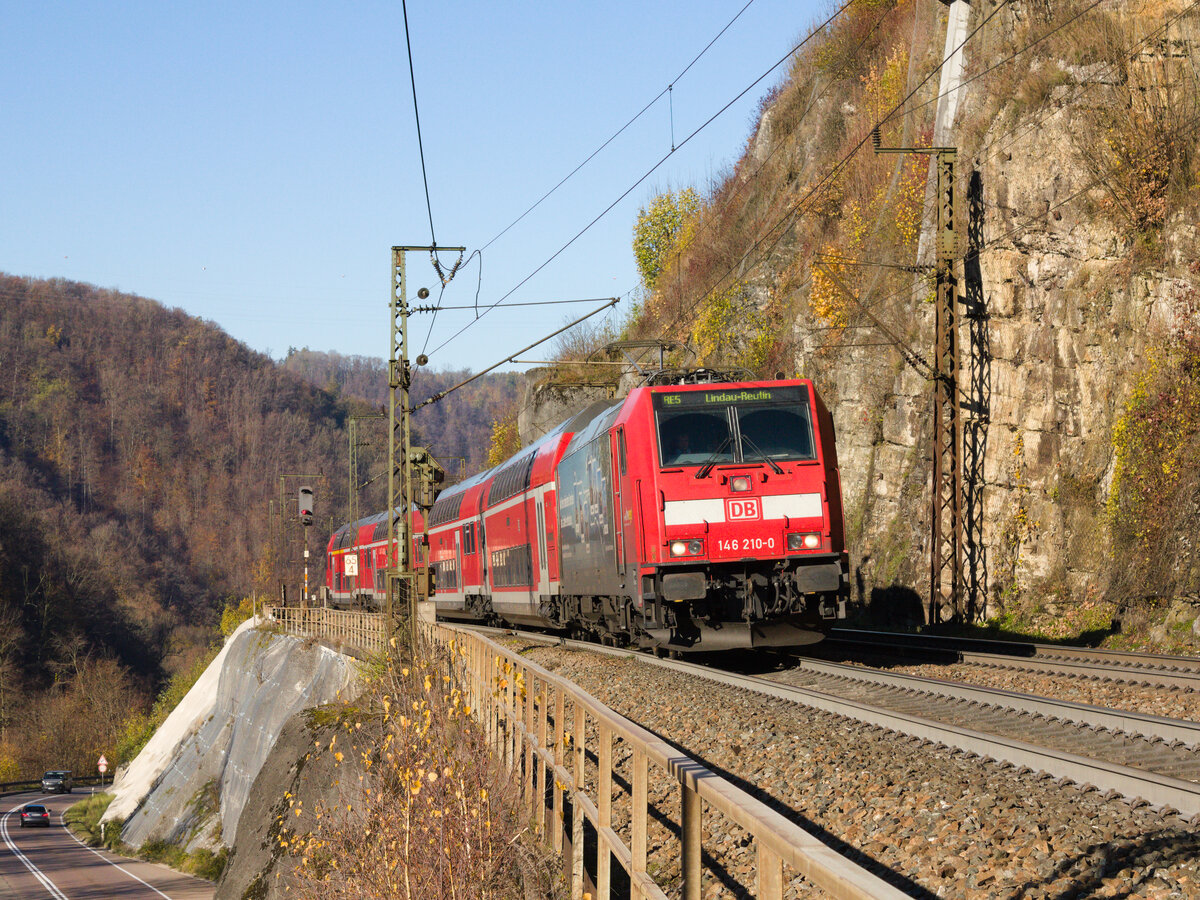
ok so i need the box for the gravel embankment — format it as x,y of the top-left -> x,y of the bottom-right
513,642 -> 1200,899
843,661 -> 1200,723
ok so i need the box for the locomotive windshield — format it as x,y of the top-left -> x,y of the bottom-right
654,386 -> 816,467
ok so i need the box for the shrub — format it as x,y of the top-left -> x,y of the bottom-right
632,188 -> 701,290
282,640 -> 564,899
64,792 -> 124,851
1107,281 -> 1200,602
220,596 -> 256,637
485,409 -> 521,467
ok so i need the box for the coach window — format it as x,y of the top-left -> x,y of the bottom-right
736,401 -> 816,461
657,409 -> 734,467
617,428 -> 627,475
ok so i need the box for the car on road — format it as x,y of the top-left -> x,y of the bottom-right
19,804 -> 50,827
40,770 -> 72,793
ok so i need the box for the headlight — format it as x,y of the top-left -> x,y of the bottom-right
730,476 -> 752,492
787,532 -> 822,551
670,539 -> 705,557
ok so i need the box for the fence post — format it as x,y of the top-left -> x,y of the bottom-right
632,747 -> 647,900
553,688 -> 565,854
598,723 -> 612,898
536,677 -> 549,836
757,843 -> 784,900
571,704 -> 585,900
525,665 -> 535,821
681,783 -> 702,900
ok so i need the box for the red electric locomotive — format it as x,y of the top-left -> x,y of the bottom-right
324,375 -> 848,650
425,375 -> 848,651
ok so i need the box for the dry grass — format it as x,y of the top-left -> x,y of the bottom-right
617,0 -> 944,377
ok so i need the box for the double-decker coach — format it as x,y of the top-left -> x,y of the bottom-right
324,510 -> 426,608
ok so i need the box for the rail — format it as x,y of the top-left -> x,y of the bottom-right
428,623 -> 906,900
262,605 -> 389,658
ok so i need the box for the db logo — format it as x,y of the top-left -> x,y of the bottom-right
725,497 -> 762,521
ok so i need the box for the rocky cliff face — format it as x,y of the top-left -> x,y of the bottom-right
522,0 -> 1200,629
827,3 -> 1200,621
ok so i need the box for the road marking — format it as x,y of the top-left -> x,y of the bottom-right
1,800 -> 69,899
60,813 -> 173,899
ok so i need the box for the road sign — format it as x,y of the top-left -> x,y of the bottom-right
98,755 -> 108,774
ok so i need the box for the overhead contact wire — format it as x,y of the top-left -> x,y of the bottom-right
402,0 -> 438,247
422,2 -> 761,360
428,7 -> 848,361
678,0 -> 1016,326
478,0 -> 759,254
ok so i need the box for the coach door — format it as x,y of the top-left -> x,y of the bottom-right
455,529 -> 464,602
612,428 -> 628,582
535,496 -> 549,596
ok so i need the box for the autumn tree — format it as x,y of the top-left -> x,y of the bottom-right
632,187 -> 700,289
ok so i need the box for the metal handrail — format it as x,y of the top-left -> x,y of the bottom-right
428,623 -> 906,900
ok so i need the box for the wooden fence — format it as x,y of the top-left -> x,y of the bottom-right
262,605 -> 389,658
263,609 -> 904,897
428,624 -> 906,900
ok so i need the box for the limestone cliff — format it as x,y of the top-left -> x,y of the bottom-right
523,0 -> 1200,631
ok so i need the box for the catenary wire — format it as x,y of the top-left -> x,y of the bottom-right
401,0 -> 438,248
424,1 -> 856,362
661,0 -> 891,300
883,0 -> 1108,130
420,0 -> 777,359
477,0 -> 761,255
663,0 -> 1017,337
973,0 -> 1200,167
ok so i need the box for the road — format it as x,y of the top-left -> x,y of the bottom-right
0,792 -> 213,899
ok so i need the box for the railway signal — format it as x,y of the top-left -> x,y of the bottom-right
409,447 -> 444,510
298,486 -> 314,526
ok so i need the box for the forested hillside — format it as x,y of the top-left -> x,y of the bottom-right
280,348 -> 522,477
0,274 -> 522,776
0,277 -> 398,772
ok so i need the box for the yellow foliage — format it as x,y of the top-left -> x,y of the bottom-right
633,188 -> 701,289
809,251 -> 850,328
485,411 -> 520,469
0,747 -> 20,782
860,44 -> 908,123
220,596 -> 257,637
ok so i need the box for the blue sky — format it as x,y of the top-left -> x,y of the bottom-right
2,1 -> 824,372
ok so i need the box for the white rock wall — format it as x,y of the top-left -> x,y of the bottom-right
104,621 -> 360,852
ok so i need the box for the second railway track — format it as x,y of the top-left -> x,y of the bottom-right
826,629 -> 1200,691
472,626 -> 1200,817
472,626 -> 1200,897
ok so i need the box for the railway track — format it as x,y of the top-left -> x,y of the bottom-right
825,629 -> 1200,691
468,626 -> 1200,818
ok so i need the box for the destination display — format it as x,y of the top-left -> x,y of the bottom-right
652,385 -> 806,410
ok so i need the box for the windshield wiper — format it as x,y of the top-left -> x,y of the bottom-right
740,434 -> 784,474
694,435 -> 732,479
